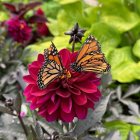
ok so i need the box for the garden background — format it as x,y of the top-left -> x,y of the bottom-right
0,0 -> 140,140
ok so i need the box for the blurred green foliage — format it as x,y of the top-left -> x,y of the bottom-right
0,0 -> 140,139
20,0 -> 140,83
105,120 -> 140,140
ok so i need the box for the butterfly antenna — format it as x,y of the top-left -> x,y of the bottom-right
51,41 -> 56,47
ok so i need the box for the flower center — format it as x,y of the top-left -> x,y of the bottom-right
20,23 -> 25,29
60,69 -> 71,79
66,70 -> 71,78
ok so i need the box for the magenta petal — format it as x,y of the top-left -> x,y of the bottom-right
74,82 -> 97,93
51,94 -> 56,103
87,89 -> 101,102
93,79 -> 100,86
75,105 -> 87,119
60,110 -> 75,122
46,111 -> 58,122
61,98 -> 72,113
56,88 -> 71,98
37,93 -> 52,104
29,67 -> 39,80
24,84 -> 33,96
73,92 -> 87,105
30,98 -> 37,110
68,86 -> 81,95
90,76 -> 101,86
38,105 -> 47,115
39,108 -> 47,117
30,104 -> 37,110
47,82 -> 60,91
47,99 -> 60,115
74,73 -> 92,82
86,100 -> 94,109
37,54 -> 44,63
70,52 -> 78,62
26,94 -> 34,101
31,61 -> 40,67
6,18 -> 32,43
59,49 -> 71,67
30,85 -> 48,96
23,75 -> 36,84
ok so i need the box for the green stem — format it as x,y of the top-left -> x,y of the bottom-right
72,35 -> 76,53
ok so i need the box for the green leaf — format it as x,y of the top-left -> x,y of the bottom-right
136,0 -> 140,15
134,61 -> 140,80
133,39 -> 140,59
111,60 -> 140,82
0,11 -> 8,21
105,121 -> 131,140
99,1 -> 140,33
21,41 -> 50,63
108,46 -> 140,82
53,36 -> 70,49
87,22 -> 121,58
56,0 -> 80,5
127,131 -> 135,140
112,62 -> 137,82
101,15 -> 139,33
42,1 -> 61,19
105,120 -> 140,140
124,0 -> 137,11
48,1 -> 87,36
130,24 -> 140,44
22,36 -> 70,63
131,124 -> 140,139
84,7 -> 101,25
108,47 -> 134,70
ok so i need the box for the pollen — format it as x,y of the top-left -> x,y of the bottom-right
66,70 -> 71,78
60,70 -> 71,79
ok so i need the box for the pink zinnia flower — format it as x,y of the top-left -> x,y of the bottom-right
36,8 -> 45,16
36,23 -> 49,36
23,49 -> 101,122
6,18 -> 32,43
35,8 -> 49,36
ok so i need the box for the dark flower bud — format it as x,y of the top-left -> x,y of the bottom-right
65,23 -> 86,44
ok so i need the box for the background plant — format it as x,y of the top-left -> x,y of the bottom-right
0,0 -> 140,140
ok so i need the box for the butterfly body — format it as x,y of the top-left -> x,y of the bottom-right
71,62 -> 82,72
37,35 -> 110,89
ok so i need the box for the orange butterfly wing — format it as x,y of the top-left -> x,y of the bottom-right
71,35 -> 110,73
37,43 -> 64,89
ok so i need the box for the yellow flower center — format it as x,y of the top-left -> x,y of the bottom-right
60,69 -> 71,79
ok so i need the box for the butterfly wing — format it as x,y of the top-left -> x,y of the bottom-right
71,35 -> 110,73
37,43 -> 64,89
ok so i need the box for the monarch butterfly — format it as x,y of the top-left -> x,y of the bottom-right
37,43 -> 64,89
71,35 -> 110,73
37,43 -> 71,89
37,35 -> 110,89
